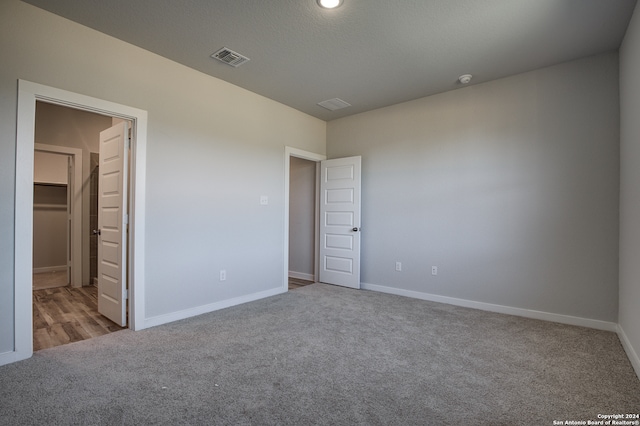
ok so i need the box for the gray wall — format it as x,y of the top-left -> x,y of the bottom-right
0,0 -> 325,355
35,102 -> 108,152
327,52 -> 620,322
289,157 -> 316,279
620,5 -> 640,376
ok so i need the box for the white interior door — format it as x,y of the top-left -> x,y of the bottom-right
319,156 -> 361,289
97,121 -> 128,326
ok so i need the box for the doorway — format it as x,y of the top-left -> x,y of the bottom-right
32,102 -> 126,350
12,80 -> 148,364
288,156 -> 317,290
284,148 -> 363,291
284,147 -> 326,290
34,105 -> 130,291
32,149 -> 73,290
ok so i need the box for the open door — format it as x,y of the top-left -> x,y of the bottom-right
97,121 -> 128,326
319,156 -> 361,289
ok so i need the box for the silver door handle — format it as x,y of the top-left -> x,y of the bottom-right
92,229 -> 101,235
352,227 -> 360,232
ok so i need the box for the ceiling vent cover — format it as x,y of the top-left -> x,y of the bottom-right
317,98 -> 351,111
211,47 -> 250,67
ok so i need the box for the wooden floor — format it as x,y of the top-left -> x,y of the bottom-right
32,279 -> 312,351
288,277 -> 314,290
33,285 -> 124,351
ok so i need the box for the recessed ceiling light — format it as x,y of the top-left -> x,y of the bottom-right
317,0 -> 343,9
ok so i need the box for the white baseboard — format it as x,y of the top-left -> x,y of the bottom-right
617,324 -> 640,380
33,265 -> 66,274
361,282 -> 618,332
142,286 -> 286,329
0,349 -> 30,367
288,271 -> 314,281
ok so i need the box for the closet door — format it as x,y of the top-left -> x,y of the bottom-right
97,122 -> 128,327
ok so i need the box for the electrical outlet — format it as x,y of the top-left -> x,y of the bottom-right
219,270 -> 226,281
431,266 -> 438,276
260,195 -> 268,205
395,262 -> 402,272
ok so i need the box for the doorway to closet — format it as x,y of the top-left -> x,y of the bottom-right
13,80 -> 148,364
32,101 -> 127,351
33,149 -> 74,290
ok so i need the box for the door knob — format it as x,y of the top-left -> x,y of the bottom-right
352,227 -> 360,232
92,229 -> 101,236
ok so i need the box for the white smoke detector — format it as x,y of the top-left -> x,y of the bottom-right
458,74 -> 472,84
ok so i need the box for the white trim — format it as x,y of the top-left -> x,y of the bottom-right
288,271 -> 315,282
11,80 -> 148,366
34,143 -> 83,288
13,81 -> 37,364
314,162 -> 321,281
361,282 -> 618,332
143,287 -> 286,329
0,351 -> 24,367
33,265 -> 67,274
284,147 -> 326,292
618,324 -> 640,380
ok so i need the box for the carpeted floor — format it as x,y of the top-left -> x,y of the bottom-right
1,283 -> 638,425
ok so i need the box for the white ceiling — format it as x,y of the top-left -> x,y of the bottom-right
23,0 -> 637,121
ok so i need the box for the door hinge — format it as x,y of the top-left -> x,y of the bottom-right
124,214 -> 129,225
124,289 -> 128,300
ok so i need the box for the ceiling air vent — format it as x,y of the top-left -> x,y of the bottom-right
317,98 -> 351,111
211,47 -> 250,67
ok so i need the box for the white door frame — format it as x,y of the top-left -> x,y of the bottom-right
10,79 -> 148,365
284,147 -> 326,290
34,144 -> 83,288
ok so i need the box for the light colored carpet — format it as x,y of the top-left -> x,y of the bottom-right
1,283 -> 638,425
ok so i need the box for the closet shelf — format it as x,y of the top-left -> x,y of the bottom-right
33,203 -> 67,210
34,181 -> 67,187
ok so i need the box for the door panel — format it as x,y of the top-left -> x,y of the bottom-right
319,156 -> 361,289
97,122 -> 128,326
